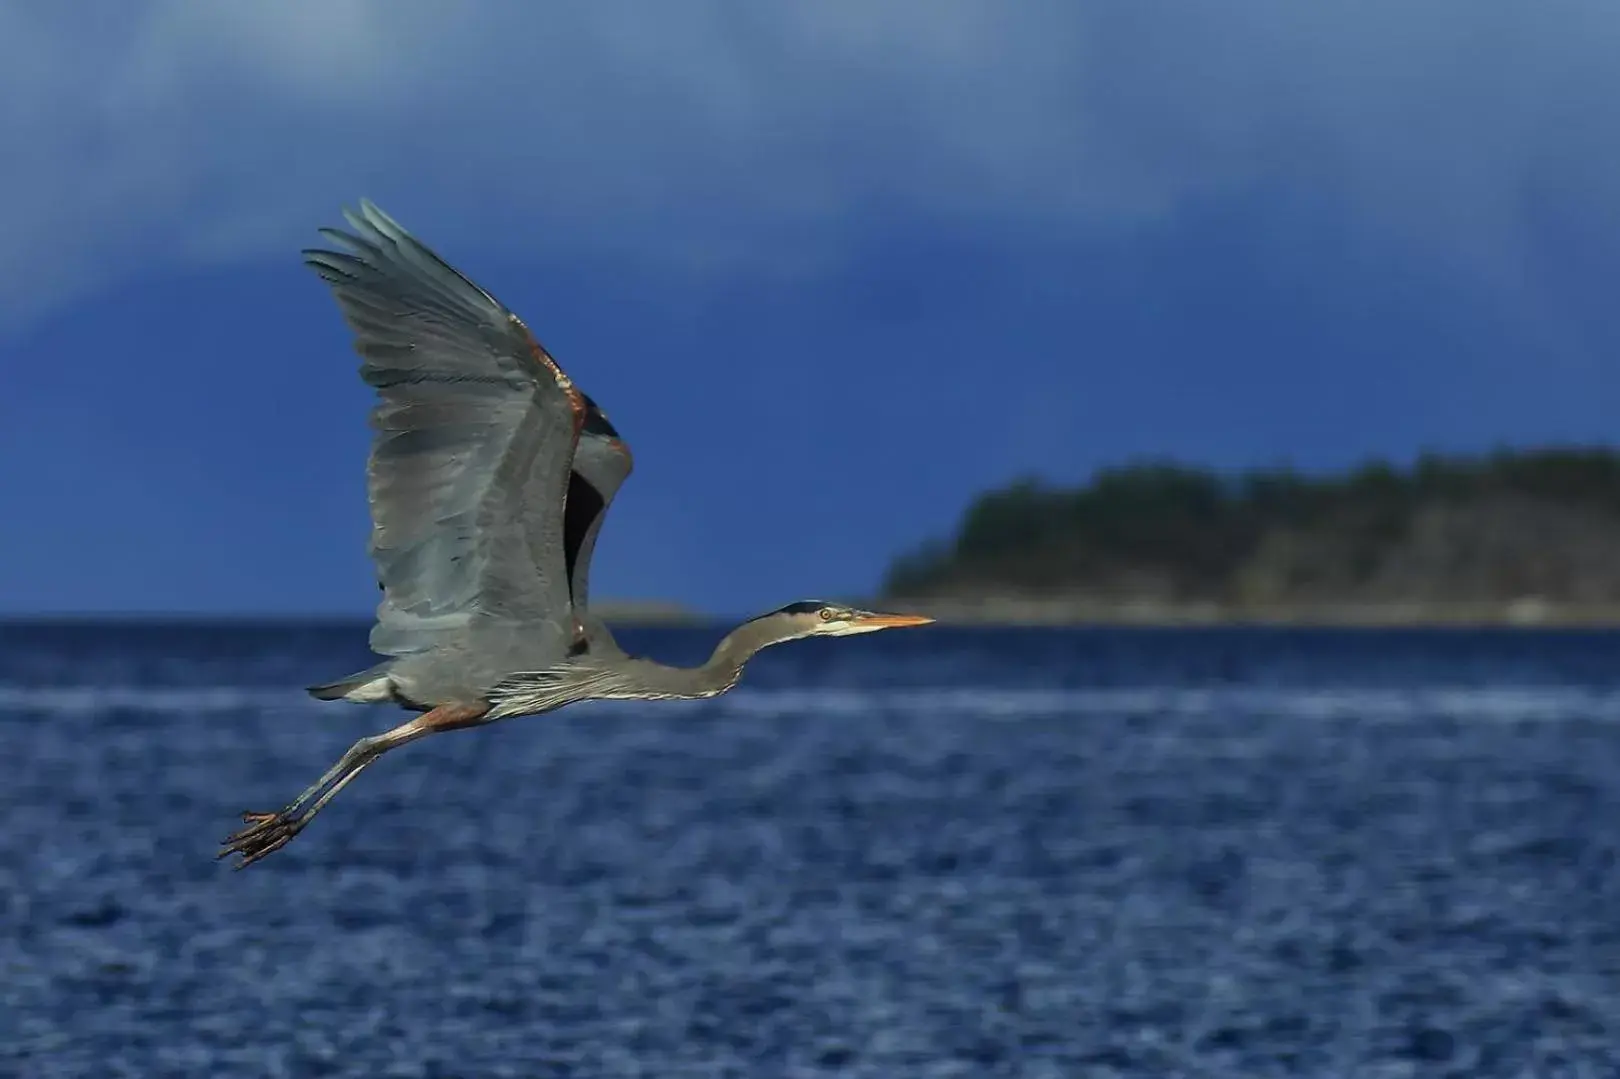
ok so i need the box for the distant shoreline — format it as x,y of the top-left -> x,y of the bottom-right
593,596 -> 1620,629
9,597 -> 1620,629
0,600 -> 707,629
880,449 -> 1620,626
881,595 -> 1620,628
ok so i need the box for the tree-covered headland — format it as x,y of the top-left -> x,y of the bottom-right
882,448 -> 1620,622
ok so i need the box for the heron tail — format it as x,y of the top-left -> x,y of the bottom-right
307,662 -> 395,703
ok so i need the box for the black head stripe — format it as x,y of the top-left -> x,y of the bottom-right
775,600 -> 831,616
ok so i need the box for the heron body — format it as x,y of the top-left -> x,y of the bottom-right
220,201 -> 932,868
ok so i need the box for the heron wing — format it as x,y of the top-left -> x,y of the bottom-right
304,200 -> 585,660
564,432 -> 634,658
565,403 -> 635,617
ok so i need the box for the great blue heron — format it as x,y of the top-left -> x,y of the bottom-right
219,201 -> 933,868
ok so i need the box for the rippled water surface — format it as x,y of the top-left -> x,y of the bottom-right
3,621 -> 1619,1077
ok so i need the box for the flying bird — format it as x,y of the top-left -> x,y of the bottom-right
219,201 -> 933,868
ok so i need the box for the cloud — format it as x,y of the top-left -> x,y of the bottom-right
2,1 -> 1618,329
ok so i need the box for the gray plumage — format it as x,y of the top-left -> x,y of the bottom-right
302,200 -> 583,705
220,200 -> 933,868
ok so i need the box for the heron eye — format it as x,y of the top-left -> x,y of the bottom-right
819,608 -> 835,621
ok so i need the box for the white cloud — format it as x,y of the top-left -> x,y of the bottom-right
2,0 -> 1617,329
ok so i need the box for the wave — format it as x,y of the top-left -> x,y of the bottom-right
0,685 -> 319,718
2,682 -> 1620,722
715,685 -> 1620,722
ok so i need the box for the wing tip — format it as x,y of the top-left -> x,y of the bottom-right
358,197 -> 394,228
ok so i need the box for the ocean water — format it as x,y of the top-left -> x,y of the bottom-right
1,622 -> 1618,1078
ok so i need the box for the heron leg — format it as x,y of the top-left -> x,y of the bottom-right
218,701 -> 488,869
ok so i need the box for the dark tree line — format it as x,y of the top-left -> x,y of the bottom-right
884,448 -> 1620,604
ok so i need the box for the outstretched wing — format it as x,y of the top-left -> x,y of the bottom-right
304,200 -> 586,660
564,395 -> 635,646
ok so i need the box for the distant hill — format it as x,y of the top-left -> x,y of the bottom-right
881,448 -> 1620,624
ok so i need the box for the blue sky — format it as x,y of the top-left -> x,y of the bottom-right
3,1 -> 1620,616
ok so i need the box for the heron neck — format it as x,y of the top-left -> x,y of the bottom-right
714,617 -> 794,672
487,616 -> 803,719
644,616 -> 797,698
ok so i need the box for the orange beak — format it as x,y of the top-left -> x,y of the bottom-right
852,611 -> 936,628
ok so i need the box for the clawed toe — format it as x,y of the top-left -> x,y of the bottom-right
222,809 -> 283,844
219,809 -> 305,869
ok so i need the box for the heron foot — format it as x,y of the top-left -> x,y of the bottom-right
218,808 -> 307,869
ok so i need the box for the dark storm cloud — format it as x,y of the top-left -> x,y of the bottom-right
2,1 -> 1615,328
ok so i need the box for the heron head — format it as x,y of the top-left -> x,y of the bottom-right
765,600 -> 935,638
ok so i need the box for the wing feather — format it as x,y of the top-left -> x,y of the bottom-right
304,200 -> 585,664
